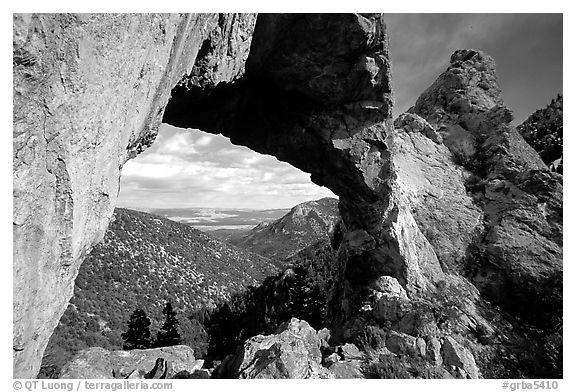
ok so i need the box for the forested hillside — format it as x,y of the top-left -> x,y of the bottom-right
40,208 -> 278,377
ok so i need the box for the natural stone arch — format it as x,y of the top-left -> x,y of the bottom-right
13,13 -> 449,377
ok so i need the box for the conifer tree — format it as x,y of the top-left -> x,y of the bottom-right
122,309 -> 153,350
156,302 -> 181,347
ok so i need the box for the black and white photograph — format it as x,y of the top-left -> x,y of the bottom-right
9,4 -> 569,389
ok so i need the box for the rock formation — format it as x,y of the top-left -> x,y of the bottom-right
517,94 -> 563,173
408,50 -> 562,327
200,49 -> 562,378
13,13 -> 562,379
59,345 -> 203,379
229,197 -> 340,263
216,318 -> 331,379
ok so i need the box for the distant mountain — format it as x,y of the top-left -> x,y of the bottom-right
517,94 -> 563,173
40,208 -> 278,378
227,198 -> 340,265
147,207 -> 290,231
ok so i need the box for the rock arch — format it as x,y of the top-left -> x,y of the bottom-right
14,12 -> 422,378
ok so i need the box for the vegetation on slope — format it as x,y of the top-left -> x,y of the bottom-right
40,208 -> 278,378
517,94 -> 563,173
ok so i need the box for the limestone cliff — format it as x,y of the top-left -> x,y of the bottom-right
13,13 -> 257,378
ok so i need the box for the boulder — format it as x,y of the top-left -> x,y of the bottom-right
441,336 -> 479,379
59,345 -> 200,379
317,327 -> 331,349
221,318 -> 330,379
323,353 -> 340,368
426,338 -> 443,366
373,293 -> 412,325
369,276 -> 408,299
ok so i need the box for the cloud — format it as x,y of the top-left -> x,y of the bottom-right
117,124 -> 336,210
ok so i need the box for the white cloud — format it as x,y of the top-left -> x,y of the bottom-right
117,124 -> 337,209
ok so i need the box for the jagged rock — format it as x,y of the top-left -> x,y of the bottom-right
390,114 -> 484,277
394,112 -> 442,144
220,318 -> 330,379
59,345 -> 199,379
317,328 -> 331,349
369,276 -> 408,298
441,336 -> 479,379
372,290 -> 412,325
426,338 -> 443,366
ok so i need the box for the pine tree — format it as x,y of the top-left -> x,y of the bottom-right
122,309 -> 153,350
156,302 -> 181,347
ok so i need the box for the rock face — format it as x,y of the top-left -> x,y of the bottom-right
59,345 -> 201,379
13,13 -> 562,379
217,318 -> 330,379
409,49 -> 562,326
13,12 -> 257,378
517,94 -> 563,173
216,318 -> 367,379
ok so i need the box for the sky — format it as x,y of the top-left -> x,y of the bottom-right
385,14 -> 563,122
118,14 -> 562,211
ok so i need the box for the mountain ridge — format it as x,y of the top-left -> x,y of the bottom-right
226,197 -> 340,265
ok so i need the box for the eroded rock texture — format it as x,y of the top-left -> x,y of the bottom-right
408,50 -> 562,326
13,12 -> 257,378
